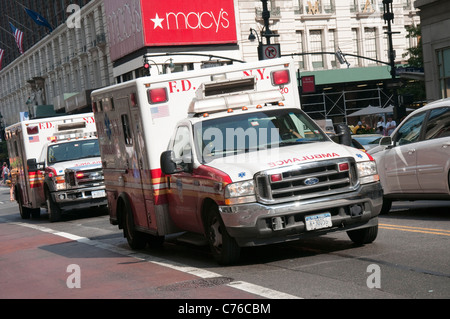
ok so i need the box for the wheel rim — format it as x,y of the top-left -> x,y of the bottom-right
209,216 -> 223,252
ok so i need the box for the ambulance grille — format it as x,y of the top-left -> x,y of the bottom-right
66,167 -> 104,188
255,158 -> 358,204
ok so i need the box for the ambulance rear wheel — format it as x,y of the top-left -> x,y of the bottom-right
122,200 -> 147,250
18,194 -> 31,219
205,206 -> 240,265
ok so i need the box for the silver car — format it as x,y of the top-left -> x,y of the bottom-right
369,98 -> 450,213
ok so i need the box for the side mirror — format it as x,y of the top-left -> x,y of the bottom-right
333,123 -> 352,146
27,158 -> 44,172
160,151 -> 182,175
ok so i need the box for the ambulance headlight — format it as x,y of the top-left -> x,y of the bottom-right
356,161 -> 379,184
224,180 -> 256,205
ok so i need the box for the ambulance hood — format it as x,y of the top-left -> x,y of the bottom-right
204,141 -> 370,183
47,157 -> 102,176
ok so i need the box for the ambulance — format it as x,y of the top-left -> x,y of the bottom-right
91,57 -> 382,264
5,113 -> 107,222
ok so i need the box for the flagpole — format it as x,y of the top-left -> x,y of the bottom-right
6,14 -> 34,33
0,41 -> 13,50
0,25 -> 16,39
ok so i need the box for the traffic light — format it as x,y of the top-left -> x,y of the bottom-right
143,55 -> 152,76
143,61 -> 150,75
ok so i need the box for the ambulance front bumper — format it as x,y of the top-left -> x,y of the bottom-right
218,182 -> 382,247
51,186 -> 107,211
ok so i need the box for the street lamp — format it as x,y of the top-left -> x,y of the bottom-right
382,0 -> 405,122
249,0 -> 280,60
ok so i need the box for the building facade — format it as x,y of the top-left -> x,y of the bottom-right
415,0 -> 450,101
0,0 -> 420,127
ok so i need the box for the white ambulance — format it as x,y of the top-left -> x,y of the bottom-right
91,58 -> 382,264
6,113 -> 107,222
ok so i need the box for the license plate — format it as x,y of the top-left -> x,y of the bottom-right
91,190 -> 106,199
305,213 -> 332,231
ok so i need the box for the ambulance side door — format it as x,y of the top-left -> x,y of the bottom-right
166,125 -> 198,231
117,95 -> 150,230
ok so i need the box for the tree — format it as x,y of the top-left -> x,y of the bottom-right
399,25 -> 426,103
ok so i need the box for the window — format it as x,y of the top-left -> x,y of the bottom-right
121,114 -> 133,145
364,27 -> 378,65
394,112 -> 427,145
309,30 -> 324,69
437,48 -> 450,99
425,107 -> 450,140
172,126 -> 192,160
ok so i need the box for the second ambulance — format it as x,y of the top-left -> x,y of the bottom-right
91,58 -> 382,264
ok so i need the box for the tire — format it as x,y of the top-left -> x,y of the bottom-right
46,191 -> 62,222
347,224 -> 378,245
380,198 -> 392,214
121,199 -> 147,250
18,193 -> 31,220
205,205 -> 240,265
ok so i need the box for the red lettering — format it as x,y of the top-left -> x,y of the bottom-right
257,68 -> 267,80
39,122 -> 53,130
243,68 -> 267,81
83,117 -> 95,124
169,81 -> 177,94
181,80 -> 192,92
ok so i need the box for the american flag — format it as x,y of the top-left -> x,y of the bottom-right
9,23 -> 24,55
151,105 -> 170,119
29,136 -> 40,143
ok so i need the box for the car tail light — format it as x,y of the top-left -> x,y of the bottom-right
271,70 -> 290,86
148,88 -> 168,104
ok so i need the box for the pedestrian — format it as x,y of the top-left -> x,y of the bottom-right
385,116 -> 397,136
2,162 -> 9,185
9,167 -> 18,201
376,117 -> 385,135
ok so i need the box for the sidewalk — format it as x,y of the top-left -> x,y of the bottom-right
0,221 -> 263,299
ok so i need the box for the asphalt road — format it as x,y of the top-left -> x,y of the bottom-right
1,185 -> 449,304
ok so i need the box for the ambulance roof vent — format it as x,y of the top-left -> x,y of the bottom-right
188,89 -> 284,115
58,122 -> 86,131
197,76 -> 256,100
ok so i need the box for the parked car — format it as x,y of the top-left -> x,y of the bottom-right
368,98 -> 450,213
352,134 -> 383,151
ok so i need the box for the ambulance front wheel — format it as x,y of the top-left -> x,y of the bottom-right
205,205 -> 240,265
46,191 -> 61,222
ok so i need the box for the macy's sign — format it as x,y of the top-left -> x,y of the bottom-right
151,9 -> 232,33
142,0 -> 237,46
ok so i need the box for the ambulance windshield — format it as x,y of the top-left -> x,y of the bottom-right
194,108 -> 328,163
48,139 -> 100,164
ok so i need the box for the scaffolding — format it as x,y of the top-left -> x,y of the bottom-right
301,87 -> 395,123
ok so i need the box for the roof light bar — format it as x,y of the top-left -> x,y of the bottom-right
189,90 -> 284,115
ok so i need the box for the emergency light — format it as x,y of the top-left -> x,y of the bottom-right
271,70 -> 290,86
148,88 -> 168,104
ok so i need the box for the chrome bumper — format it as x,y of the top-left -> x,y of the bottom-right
52,186 -> 107,211
219,182 -> 383,247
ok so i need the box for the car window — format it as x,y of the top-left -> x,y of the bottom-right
172,126 -> 192,159
394,112 -> 427,146
424,107 -> 450,140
